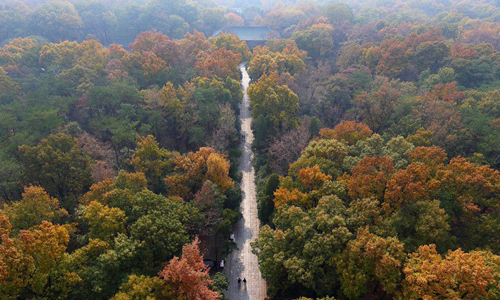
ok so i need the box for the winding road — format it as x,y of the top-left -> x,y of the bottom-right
224,65 -> 267,300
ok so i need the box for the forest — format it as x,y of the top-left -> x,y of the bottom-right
1,0 -> 500,299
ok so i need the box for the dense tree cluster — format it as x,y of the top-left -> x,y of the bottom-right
0,0 -> 247,46
0,30 -> 245,200
0,18 -> 247,298
254,124 -> 500,299
3,0 -> 500,299
241,1 -> 500,298
245,0 -> 500,174
1,137 -> 240,299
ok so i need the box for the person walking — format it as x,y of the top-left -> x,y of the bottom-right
238,278 -> 241,285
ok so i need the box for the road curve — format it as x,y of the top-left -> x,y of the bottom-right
224,64 -> 267,300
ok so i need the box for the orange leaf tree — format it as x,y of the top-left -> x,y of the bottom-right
340,156 -> 395,200
320,121 -> 373,145
165,147 -> 234,200
158,237 -> 221,300
400,245 -> 500,300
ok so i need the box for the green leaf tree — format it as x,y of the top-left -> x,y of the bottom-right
17,133 -> 92,211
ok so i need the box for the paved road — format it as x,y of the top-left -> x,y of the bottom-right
224,65 -> 267,300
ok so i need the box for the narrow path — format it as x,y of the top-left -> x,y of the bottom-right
224,64 -> 266,300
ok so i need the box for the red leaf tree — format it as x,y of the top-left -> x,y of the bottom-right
158,238 -> 221,300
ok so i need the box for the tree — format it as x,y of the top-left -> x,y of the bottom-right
165,148 -> 234,199
315,73 -> 357,127
209,33 -> 250,61
421,67 -> 456,92
80,201 -> 127,242
263,7 -> 305,33
248,44 -> 306,81
194,48 -> 242,80
252,195 -> 352,297
407,128 -> 433,147
129,200 -> 191,265
111,275 -> 171,300
68,234 -> 144,299
130,135 -> 178,193
383,163 -> 439,212
76,1 -> 117,44
337,228 -> 405,299
340,156 -> 395,200
412,41 -> 450,73
75,130 -> 116,183
462,22 -> 500,51
179,30 -> 214,69
39,40 -> 79,69
248,72 -> 300,134
400,245 -> 499,300
292,24 -> 335,60
70,167 -> 203,298
436,157 -> 500,251
225,13 -> 244,26
17,133 -> 93,211
295,298 -> 337,300
0,67 -> 20,104
124,31 -> 180,85
0,217 -> 76,299
28,1 -> 82,42
386,199 -> 453,253
86,83 -> 143,162
129,31 -> 179,66
209,104 -> 238,153
273,187 -> 309,210
193,181 -> 224,239
0,3 -> 29,45
321,3 -> 354,25
353,83 -> 402,133
211,273 -> 229,297
268,117 -> 311,175
407,146 -> 446,167
258,174 -> 280,224
298,166 -> 332,192
413,83 -> 469,156
289,138 -> 347,178
320,121 -> 373,145
2,186 -> 68,232
158,237 -> 221,300
206,152 -> 234,192
382,136 -> 415,170
201,7 -> 226,35
372,38 -> 415,79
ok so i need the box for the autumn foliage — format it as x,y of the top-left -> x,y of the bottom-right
4,1 -> 500,299
165,147 -> 234,199
256,129 -> 500,299
158,237 -> 221,300
274,187 -> 309,210
341,156 -> 396,200
401,245 -> 499,300
320,121 -> 373,145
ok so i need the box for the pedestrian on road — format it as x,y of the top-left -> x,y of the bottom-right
243,278 -> 246,284
238,278 -> 241,285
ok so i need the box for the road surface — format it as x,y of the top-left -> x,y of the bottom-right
224,65 -> 267,300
